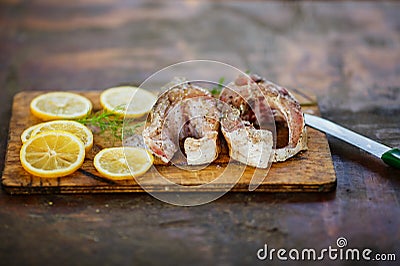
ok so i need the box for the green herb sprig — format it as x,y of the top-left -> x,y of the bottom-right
76,109 -> 124,140
123,121 -> 145,137
76,104 -> 146,141
210,77 -> 225,96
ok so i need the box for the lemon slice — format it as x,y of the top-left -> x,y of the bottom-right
20,131 -> 85,178
21,123 -> 43,144
30,92 -> 92,121
94,147 -> 153,180
30,120 -> 93,153
100,86 -> 156,118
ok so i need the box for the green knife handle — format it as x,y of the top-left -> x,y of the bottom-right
381,148 -> 400,169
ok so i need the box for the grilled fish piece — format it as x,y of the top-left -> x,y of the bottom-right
142,79 -> 220,165
219,74 -> 307,164
219,104 -> 273,168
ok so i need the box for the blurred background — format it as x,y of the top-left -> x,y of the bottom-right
1,1 -> 399,112
0,1 -> 399,265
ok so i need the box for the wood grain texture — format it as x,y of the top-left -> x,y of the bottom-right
2,90 -> 335,194
1,2 -> 399,265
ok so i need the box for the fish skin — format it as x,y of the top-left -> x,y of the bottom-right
219,74 -> 307,164
142,78 -> 220,165
143,74 -> 307,168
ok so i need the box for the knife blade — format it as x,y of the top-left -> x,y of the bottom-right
304,113 -> 400,169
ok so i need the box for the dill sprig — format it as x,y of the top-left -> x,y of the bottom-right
76,104 -> 146,141
123,121 -> 145,137
76,109 -> 124,140
210,77 -> 225,96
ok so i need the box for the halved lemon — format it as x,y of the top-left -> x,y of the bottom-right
100,86 -> 156,118
21,123 -> 43,144
30,120 -> 93,153
93,147 -> 153,180
30,92 -> 92,121
20,131 -> 85,178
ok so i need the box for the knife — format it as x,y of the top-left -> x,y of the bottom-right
304,113 -> 400,169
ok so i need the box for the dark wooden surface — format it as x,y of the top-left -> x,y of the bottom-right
0,1 -> 399,265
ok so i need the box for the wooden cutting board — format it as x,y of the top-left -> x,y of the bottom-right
1,90 -> 336,194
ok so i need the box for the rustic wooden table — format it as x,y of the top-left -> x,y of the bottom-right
0,1 -> 399,265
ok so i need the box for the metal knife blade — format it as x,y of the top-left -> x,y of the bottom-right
304,113 -> 400,169
304,113 -> 389,157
